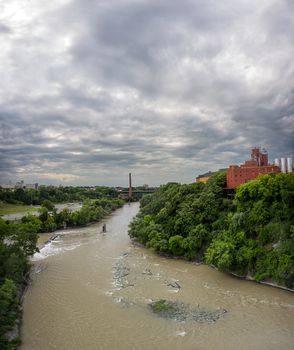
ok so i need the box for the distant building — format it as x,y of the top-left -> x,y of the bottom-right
226,147 -> 280,189
1,181 -> 39,190
195,169 -> 227,184
15,180 -> 24,189
195,171 -> 216,183
0,184 -> 15,189
24,183 -> 39,190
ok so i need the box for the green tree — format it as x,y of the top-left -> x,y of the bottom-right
38,207 -> 49,223
41,199 -> 55,211
205,238 -> 235,271
168,235 -> 184,256
0,278 -> 19,347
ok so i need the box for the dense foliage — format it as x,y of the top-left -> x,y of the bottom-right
0,218 -> 37,349
129,173 -> 294,288
0,186 -> 118,206
0,194 -> 124,349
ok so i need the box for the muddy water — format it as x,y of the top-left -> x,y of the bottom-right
20,203 -> 294,350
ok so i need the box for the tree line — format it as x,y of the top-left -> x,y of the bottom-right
0,186 -> 118,205
129,172 -> 294,289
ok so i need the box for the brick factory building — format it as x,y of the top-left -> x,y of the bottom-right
227,147 -> 280,189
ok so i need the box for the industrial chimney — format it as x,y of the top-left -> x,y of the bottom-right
128,173 -> 132,199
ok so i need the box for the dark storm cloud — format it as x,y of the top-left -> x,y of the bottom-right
0,0 -> 293,185
68,0 -> 233,95
0,23 -> 12,35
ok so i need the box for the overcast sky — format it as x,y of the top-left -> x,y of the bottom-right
0,0 -> 293,186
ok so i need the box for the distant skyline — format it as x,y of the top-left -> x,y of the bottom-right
0,0 -> 293,187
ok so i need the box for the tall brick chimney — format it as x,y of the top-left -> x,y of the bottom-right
128,173 -> 132,199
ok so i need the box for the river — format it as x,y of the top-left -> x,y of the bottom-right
20,203 -> 294,350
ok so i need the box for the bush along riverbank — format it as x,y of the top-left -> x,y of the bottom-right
0,197 -> 124,349
128,172 -> 294,290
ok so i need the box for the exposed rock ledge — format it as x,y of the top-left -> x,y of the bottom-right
149,299 -> 227,324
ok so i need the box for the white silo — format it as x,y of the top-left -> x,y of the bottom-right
287,157 -> 293,173
281,158 -> 287,173
274,158 -> 281,168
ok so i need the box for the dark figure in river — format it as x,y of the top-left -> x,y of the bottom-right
102,224 -> 106,233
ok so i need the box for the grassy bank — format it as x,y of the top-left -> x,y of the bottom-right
0,203 -> 37,216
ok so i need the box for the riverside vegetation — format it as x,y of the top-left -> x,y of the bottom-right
0,185 -> 118,206
129,172 -> 294,289
0,186 -> 124,349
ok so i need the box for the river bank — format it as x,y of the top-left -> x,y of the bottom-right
1,200 -> 124,349
6,222 -> 109,348
132,240 -> 294,293
129,176 -> 294,292
229,271 -> 294,292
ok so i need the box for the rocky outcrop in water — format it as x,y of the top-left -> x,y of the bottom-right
149,299 -> 227,324
113,262 -> 132,288
167,280 -> 181,289
113,254 -> 227,325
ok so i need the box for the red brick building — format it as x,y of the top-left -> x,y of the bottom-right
227,148 -> 280,189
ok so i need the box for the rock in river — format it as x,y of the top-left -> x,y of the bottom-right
149,299 -> 227,324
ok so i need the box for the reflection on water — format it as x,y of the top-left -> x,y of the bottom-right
21,203 -> 294,350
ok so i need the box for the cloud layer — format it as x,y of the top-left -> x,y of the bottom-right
0,0 -> 293,186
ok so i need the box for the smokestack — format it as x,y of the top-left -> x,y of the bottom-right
128,173 -> 132,199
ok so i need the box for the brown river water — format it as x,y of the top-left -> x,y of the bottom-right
20,203 -> 294,350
